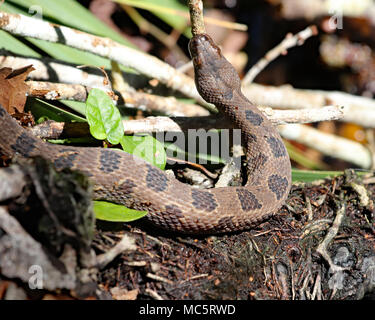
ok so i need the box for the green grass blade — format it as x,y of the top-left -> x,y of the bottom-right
114,0 -> 189,36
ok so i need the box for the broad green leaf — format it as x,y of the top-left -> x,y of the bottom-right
120,135 -> 167,170
93,201 -> 147,222
86,89 -> 124,144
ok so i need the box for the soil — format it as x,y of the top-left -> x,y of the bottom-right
93,171 -> 375,300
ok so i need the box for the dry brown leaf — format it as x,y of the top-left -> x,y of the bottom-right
110,287 -> 139,300
0,65 -> 35,114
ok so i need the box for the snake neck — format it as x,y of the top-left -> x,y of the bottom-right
216,90 -> 291,187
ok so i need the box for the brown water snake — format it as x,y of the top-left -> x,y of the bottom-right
0,33 -> 292,234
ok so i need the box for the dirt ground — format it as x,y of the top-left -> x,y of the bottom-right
94,171 -> 375,300
0,157 -> 374,300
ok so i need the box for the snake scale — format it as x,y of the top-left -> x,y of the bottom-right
0,33 -> 291,234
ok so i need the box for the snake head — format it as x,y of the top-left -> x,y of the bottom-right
189,34 -> 241,105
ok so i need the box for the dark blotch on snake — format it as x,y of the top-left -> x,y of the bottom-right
118,179 -> 136,194
236,189 -> 262,211
10,132 -> 37,156
245,110 -> 263,126
54,152 -> 78,169
191,189 -> 218,212
99,150 -> 121,173
0,106 -> 6,117
268,174 -> 289,200
146,164 -> 168,192
267,137 -> 287,158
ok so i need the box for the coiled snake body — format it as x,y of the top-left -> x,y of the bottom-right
0,34 -> 291,234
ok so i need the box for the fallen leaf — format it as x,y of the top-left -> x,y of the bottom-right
0,65 -> 35,114
110,287 -> 139,300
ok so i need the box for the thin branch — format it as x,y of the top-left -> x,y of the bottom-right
243,83 -> 375,128
278,124 -> 372,168
96,234 -> 137,269
242,25 -> 318,85
30,106 -> 344,140
188,0 -> 205,35
26,80 -> 345,120
0,53 -> 108,89
316,203 -> 346,273
145,288 -> 164,300
27,80 -> 90,102
25,80 -> 208,117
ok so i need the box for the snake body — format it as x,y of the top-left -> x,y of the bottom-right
0,34 -> 291,234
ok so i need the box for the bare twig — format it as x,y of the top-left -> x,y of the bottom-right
29,106 -> 344,141
0,54 -> 109,89
25,76 -> 344,119
242,25 -> 318,85
25,80 -> 208,116
243,83 -> 375,128
188,0 -> 205,35
30,106 -> 344,136
145,288 -> 164,300
180,273 -> 209,283
96,234 -> 137,269
316,204 -> 347,273
146,273 -> 174,285
27,80 -> 91,102
278,124 -> 372,168
349,182 -> 370,207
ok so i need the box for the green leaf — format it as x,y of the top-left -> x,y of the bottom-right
120,135 -> 167,170
26,98 -> 86,122
292,169 -> 342,182
0,30 -> 41,57
114,0 -> 189,35
93,201 -> 148,222
86,89 -> 124,145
